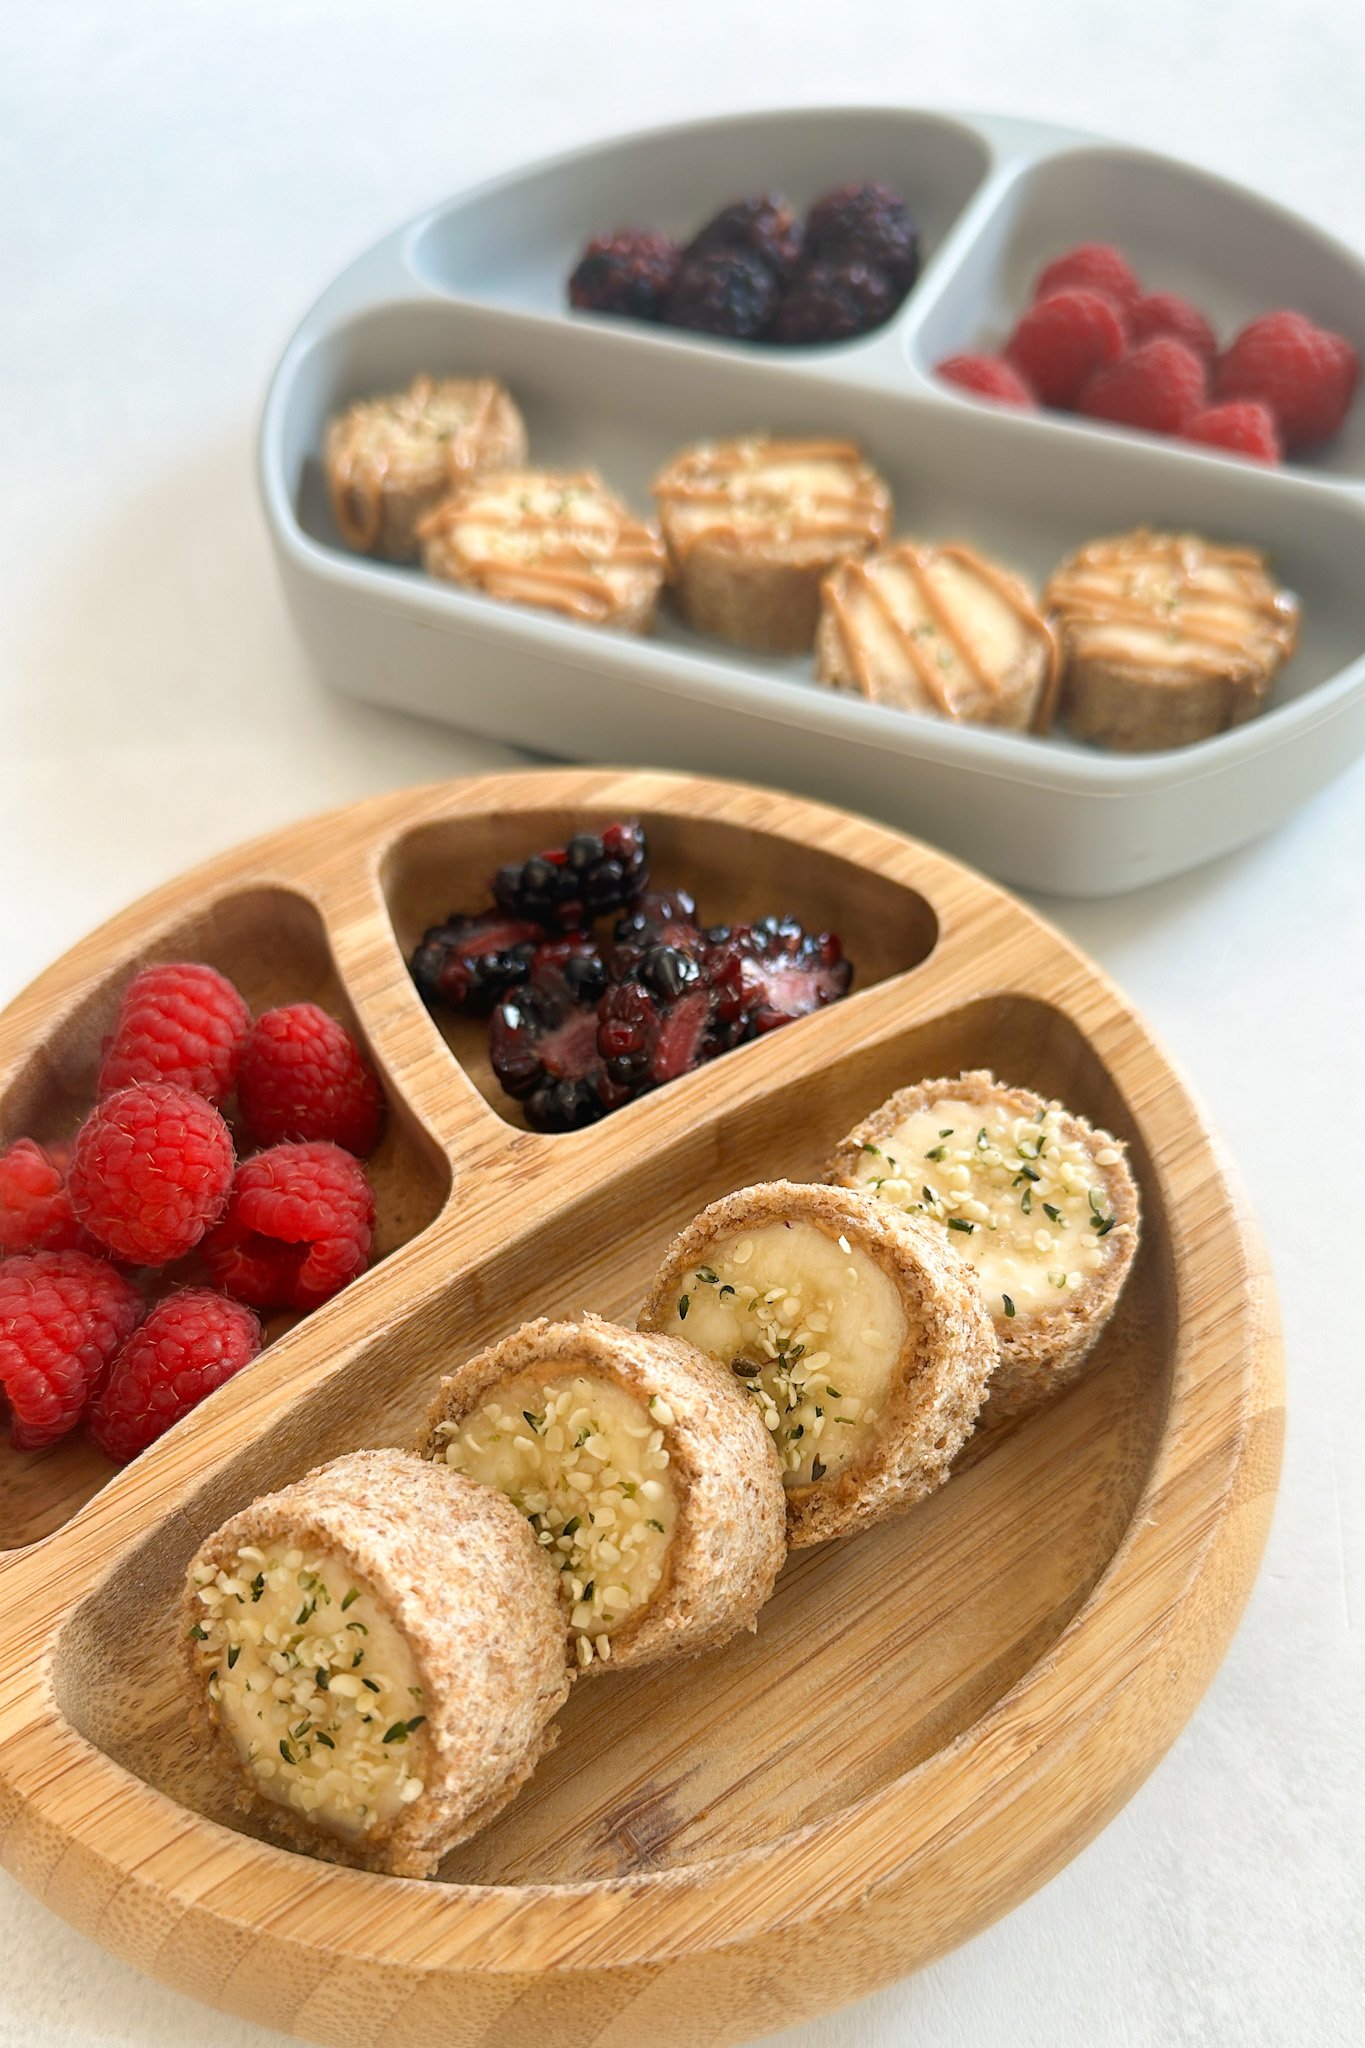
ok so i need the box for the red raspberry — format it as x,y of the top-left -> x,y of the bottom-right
935,352 -> 1036,406
88,1289 -> 262,1463
236,1003 -> 384,1157
99,962 -> 252,1103
1215,310 -> 1359,448
203,1142 -> 375,1312
1078,337 -> 1208,435
1033,243 -> 1142,313
1183,401 -> 1282,463
1127,291 -> 1219,363
0,1138 -> 87,1254
69,1083 -> 235,1265
1005,289 -> 1127,408
0,1249 -> 143,1448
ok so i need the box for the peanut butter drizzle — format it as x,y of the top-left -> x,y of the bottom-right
330,376 -> 503,552
1046,529 -> 1299,681
652,438 -> 888,565
827,541 -> 1060,729
420,471 -> 665,622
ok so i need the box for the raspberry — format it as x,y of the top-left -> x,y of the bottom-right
1127,291 -> 1219,363
1182,400 -> 1282,463
663,249 -> 780,339
493,821 -> 648,932
0,1249 -> 143,1448
408,912 -> 543,1017
236,1004 -> 384,1157
1078,337 -> 1208,435
1215,310 -> 1359,448
1033,243 -> 1142,313
0,1138 -> 86,1254
98,962 -> 252,1103
87,1289 -> 262,1463
935,352 -> 1036,406
568,229 -> 681,321
1005,289 -> 1127,408
68,1082 -> 235,1265
686,195 -> 804,287
203,1142 -> 375,1312
771,260 -> 901,345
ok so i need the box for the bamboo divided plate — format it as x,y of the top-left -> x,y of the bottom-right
0,769 -> 1282,2047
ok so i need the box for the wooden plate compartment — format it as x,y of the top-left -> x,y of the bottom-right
0,770 -> 1281,2048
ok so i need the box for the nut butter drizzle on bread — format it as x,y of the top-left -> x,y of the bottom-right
652,438 -> 891,565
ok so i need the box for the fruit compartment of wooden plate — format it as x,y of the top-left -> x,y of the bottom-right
54,981 -> 1166,1880
404,105 -> 992,343
278,296 -> 1365,738
0,880 -> 451,1552
908,140 -> 1365,477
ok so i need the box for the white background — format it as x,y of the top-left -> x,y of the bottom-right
2,3 -> 1362,2043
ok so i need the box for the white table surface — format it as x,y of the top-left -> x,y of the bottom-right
3,4 -> 1362,2043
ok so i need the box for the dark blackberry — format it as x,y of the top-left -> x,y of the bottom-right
408,911 -> 543,1016
686,194 -> 804,288
703,916 -> 852,1036
492,821 -> 648,933
598,945 -> 715,1093
607,888 -> 700,979
804,180 -> 920,291
488,941 -> 623,1133
663,249 -> 780,340
771,260 -> 902,345
568,229 -> 681,321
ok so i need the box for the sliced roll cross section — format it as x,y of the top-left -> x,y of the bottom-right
182,1449 -> 570,1878
417,1315 -> 787,1672
418,468 -> 666,631
826,1070 -> 1140,1423
652,435 -> 892,652
637,1181 -> 997,1546
324,374 -> 527,561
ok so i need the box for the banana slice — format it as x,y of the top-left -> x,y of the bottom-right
183,1449 -> 570,1877
826,1070 -> 1140,1422
324,374 -> 527,561
1046,528 -> 1299,750
652,435 -> 892,653
419,468 -> 666,632
816,540 -> 1060,730
417,1316 -> 786,1670
637,1182 -> 997,1546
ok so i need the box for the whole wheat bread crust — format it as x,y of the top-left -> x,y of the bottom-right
637,1180 -> 997,1547
182,1449 -> 570,1878
416,1315 -> 787,1672
323,379 -> 527,563
825,1070 -> 1140,1424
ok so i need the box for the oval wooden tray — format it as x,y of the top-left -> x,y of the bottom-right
0,769 -> 1282,2048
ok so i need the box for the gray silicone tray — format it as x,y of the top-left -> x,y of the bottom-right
258,107 -> 1365,895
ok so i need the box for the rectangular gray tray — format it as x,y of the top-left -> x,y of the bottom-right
258,107 -> 1365,895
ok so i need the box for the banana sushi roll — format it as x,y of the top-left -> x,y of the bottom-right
638,1181 -> 997,1547
418,1315 -> 787,1672
324,373 -> 528,561
825,1070 -> 1140,1422
183,1449 -> 571,1878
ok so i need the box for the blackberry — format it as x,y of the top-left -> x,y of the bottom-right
408,911 -> 543,1016
772,260 -> 902,345
663,249 -> 780,340
492,821 -> 648,933
686,194 -> 804,288
568,229 -> 681,321
704,916 -> 853,1036
488,941 -> 624,1133
804,180 -> 920,292
598,946 -> 715,1093
607,888 -> 700,979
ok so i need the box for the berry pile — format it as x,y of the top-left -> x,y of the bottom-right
568,180 -> 919,347
409,822 -> 854,1132
0,963 -> 384,1464
936,240 -> 1359,463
